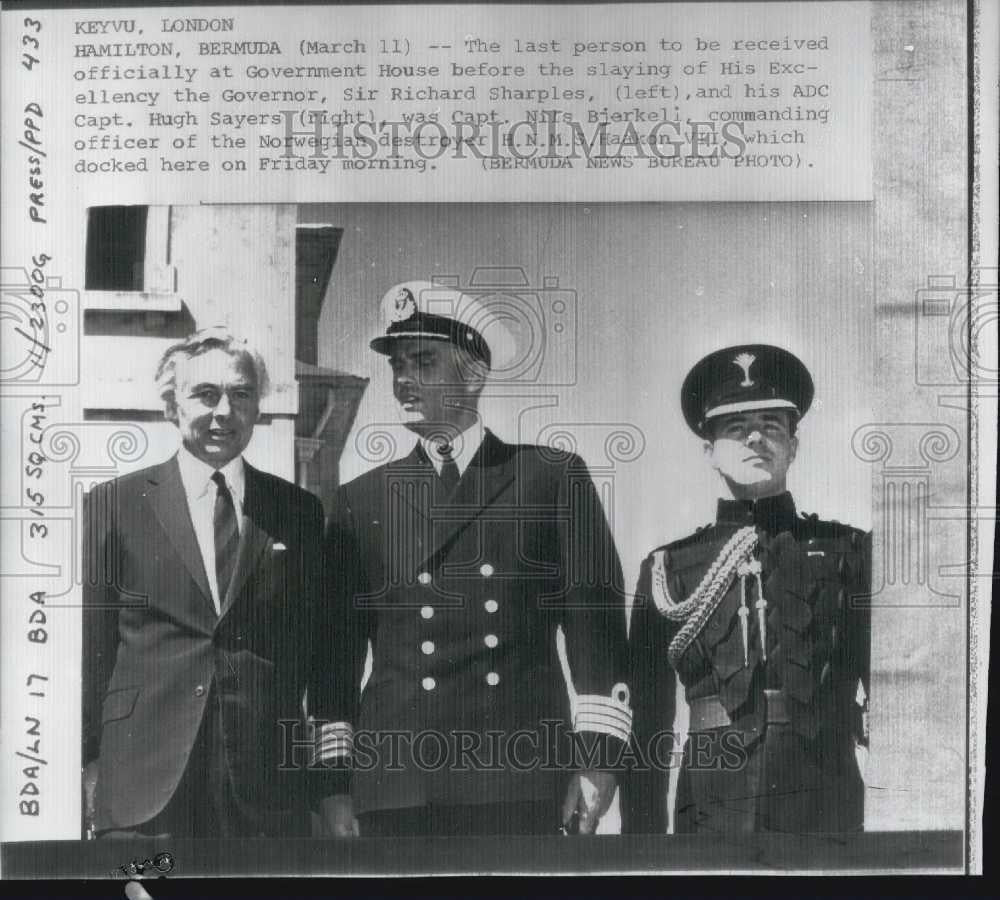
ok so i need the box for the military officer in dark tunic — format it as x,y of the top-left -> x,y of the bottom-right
622,345 -> 870,834
319,281 -> 631,837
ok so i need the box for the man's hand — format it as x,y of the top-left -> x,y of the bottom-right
318,793 -> 359,837
82,760 -> 98,837
124,882 -> 154,900
561,770 -> 617,835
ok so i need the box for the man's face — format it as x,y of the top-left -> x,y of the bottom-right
389,338 -> 480,434
704,409 -> 798,499
170,348 -> 260,468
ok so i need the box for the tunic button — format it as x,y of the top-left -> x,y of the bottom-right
484,634 -> 499,648
420,605 -> 435,620
417,572 -> 432,585
421,640 -> 435,655
194,685 -> 205,697
484,599 -> 499,614
422,676 -> 436,691
480,563 -> 495,577
486,672 -> 500,686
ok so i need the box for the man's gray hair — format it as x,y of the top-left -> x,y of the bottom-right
155,327 -> 270,416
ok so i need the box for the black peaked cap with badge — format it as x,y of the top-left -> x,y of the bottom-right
681,344 -> 814,436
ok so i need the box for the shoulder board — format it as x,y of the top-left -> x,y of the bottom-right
341,459 -> 400,494
669,523 -> 717,549
508,442 -> 578,468
798,512 -> 868,545
641,523 -> 721,568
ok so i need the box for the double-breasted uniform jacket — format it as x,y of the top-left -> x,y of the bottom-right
623,492 -> 870,834
83,456 -> 341,833
319,430 -> 631,816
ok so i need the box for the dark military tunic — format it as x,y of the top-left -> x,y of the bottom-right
322,430 -> 630,820
622,492 -> 870,834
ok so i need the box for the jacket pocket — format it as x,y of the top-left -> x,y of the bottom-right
101,686 -> 139,724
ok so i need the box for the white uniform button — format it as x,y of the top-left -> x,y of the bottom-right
484,634 -> 499,649
484,599 -> 499,614
194,685 -> 205,697
417,572 -> 432,585
486,672 -> 500,686
421,640 -> 435,655
420,605 -> 434,620
480,563 -> 495,577
422,676 -> 436,691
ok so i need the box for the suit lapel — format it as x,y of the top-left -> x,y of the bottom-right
366,445 -> 435,588
219,464 -> 272,620
418,431 -> 516,568
142,457 -> 215,625
388,442 -> 436,516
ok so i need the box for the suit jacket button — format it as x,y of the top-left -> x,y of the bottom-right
421,640 -> 435,655
420,605 -> 435,620
418,572 -> 432,585
484,599 -> 499,614
194,685 -> 205,697
486,672 -> 500,686
422,676 -> 436,691
480,563 -> 495,577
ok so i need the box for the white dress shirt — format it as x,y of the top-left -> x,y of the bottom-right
419,423 -> 484,478
177,446 -> 246,615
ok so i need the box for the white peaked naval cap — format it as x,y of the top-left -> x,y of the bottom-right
370,280 -> 516,371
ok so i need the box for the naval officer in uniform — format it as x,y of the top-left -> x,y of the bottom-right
622,345 -> 870,834
318,282 -> 631,837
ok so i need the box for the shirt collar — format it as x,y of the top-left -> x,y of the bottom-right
420,423 -> 484,477
716,490 -> 797,534
177,444 -> 246,510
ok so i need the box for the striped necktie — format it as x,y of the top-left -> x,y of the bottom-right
211,470 -> 239,610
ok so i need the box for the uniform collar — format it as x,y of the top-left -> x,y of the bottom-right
716,491 -> 797,534
177,444 -> 246,509
419,422 -> 484,477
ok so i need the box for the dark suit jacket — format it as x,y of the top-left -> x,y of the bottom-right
82,455 -> 337,834
319,430 -> 629,816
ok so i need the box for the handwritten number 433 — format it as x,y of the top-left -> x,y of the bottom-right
22,18 -> 42,71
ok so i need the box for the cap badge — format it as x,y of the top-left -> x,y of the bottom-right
390,287 -> 417,323
733,352 -> 756,388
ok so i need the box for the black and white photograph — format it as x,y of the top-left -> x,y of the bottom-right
0,0 -> 994,883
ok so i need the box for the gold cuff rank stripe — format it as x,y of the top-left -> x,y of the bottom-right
572,683 -> 633,743
312,721 -> 354,765
651,526 -> 761,668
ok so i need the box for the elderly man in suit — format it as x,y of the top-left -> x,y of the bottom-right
318,282 -> 632,838
82,328 -> 352,838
